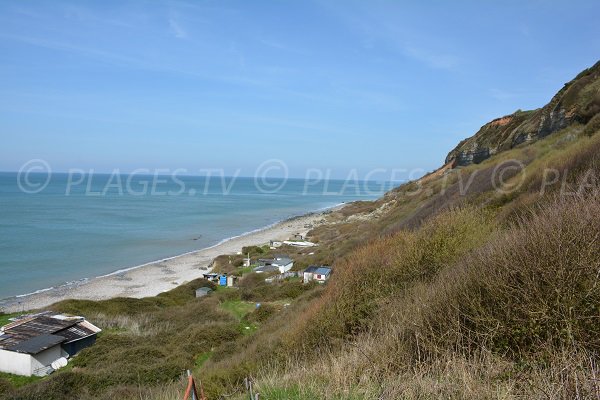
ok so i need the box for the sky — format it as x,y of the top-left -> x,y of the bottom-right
1,0 -> 599,179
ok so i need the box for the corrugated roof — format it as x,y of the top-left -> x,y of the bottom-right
0,312 -> 100,351
304,266 -> 320,273
273,257 -> 292,266
315,267 -> 332,275
58,323 -> 98,343
0,316 -> 78,349
5,334 -> 66,355
254,265 -> 279,272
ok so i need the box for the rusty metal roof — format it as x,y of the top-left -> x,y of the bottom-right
0,312 -> 100,352
58,323 -> 98,343
5,334 -> 66,355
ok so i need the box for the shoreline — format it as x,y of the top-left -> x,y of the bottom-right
0,204 -> 342,313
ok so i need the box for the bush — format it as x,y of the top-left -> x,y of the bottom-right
286,206 -> 495,355
458,191 -> 600,355
247,303 -> 277,323
241,281 -> 313,302
583,113 -> 600,136
242,245 -> 266,256
372,190 -> 600,368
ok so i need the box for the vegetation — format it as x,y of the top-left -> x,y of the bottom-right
0,313 -> 18,327
0,275 -> 316,399
2,61 -> 599,399
194,91 -> 600,398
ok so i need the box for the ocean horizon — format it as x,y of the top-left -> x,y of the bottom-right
0,172 -> 392,299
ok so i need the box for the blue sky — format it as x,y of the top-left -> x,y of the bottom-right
1,0 -> 599,179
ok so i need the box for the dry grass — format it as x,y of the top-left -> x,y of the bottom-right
250,190 -> 600,399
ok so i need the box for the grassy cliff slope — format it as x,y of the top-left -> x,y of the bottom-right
1,61 -> 599,400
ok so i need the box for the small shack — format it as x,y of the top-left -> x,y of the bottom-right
303,265 -> 332,283
226,276 -> 237,287
255,255 -> 294,274
303,265 -> 320,283
195,287 -> 213,298
314,267 -> 332,283
0,312 -> 101,377
202,273 -> 219,282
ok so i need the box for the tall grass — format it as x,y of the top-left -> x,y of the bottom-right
253,190 -> 600,399
285,206 -> 495,355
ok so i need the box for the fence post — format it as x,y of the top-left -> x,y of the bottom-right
184,370 -> 198,400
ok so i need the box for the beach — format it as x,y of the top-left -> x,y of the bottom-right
0,209 -> 333,313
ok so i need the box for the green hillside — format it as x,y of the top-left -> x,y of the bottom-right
1,61 -> 599,400
446,60 -> 600,166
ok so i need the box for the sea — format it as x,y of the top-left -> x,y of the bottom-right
0,171 -> 393,299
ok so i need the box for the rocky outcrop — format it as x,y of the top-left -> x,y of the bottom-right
446,60 -> 600,167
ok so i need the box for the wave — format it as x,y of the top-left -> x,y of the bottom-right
1,202 -> 345,305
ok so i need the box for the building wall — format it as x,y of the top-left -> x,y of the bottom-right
303,272 -> 313,283
31,345 -> 62,376
0,348 -> 33,376
62,336 -> 96,358
277,262 -> 293,273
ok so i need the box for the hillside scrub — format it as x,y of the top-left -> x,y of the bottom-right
3,64 -> 600,399
253,190 -> 600,399
374,190 -> 600,362
0,277 -> 275,400
272,207 -> 497,362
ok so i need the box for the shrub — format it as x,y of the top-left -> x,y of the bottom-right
458,191 -> 600,355
247,303 -> 277,323
371,190 -> 600,368
286,206 -> 495,355
583,112 -> 600,136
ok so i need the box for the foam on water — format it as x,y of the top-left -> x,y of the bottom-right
0,173 -> 386,299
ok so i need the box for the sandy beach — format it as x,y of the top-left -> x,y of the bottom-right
0,209 -> 334,313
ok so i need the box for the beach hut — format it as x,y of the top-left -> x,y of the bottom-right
219,275 -> 227,286
202,273 -> 219,282
314,267 -> 332,283
195,287 -> 212,298
255,255 -> 294,274
0,312 -> 101,377
254,264 -> 279,274
226,276 -> 237,287
303,265 -> 320,283
303,266 -> 332,283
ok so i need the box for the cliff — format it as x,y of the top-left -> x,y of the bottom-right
446,60 -> 600,166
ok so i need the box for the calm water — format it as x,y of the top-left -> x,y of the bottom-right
0,172 -> 390,298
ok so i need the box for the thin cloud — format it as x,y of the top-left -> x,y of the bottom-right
489,88 -> 523,101
0,34 -> 268,87
317,1 -> 461,71
168,15 -> 187,39
403,45 -> 460,70
260,39 -> 288,50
